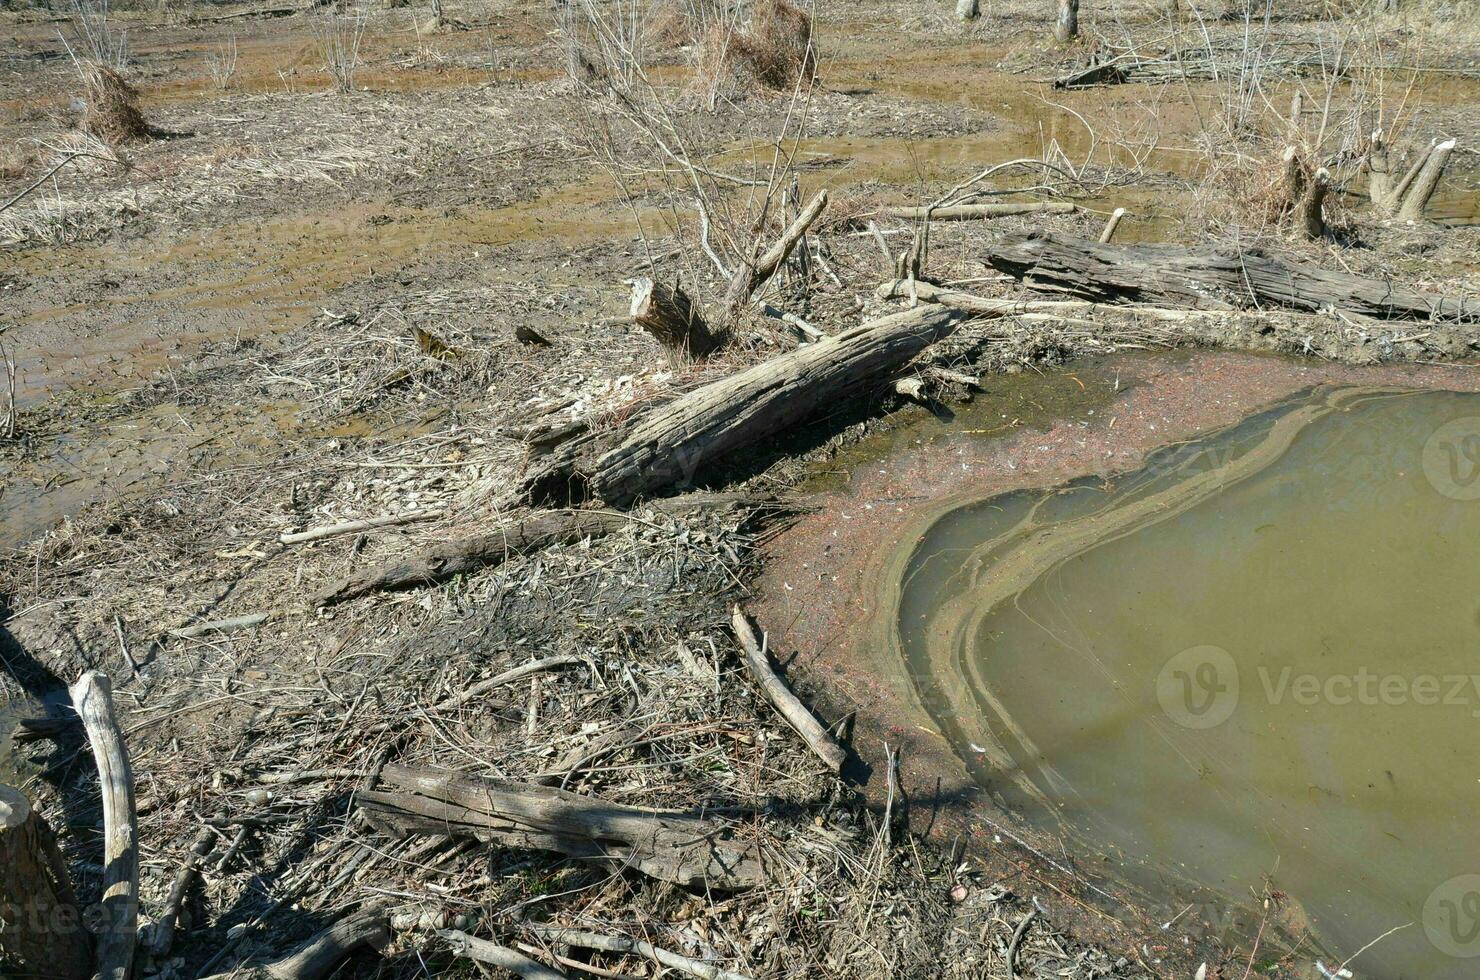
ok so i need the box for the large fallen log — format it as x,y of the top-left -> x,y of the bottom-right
357,764 -> 764,890
589,305 -> 965,505
982,231 -> 1474,321
314,492 -> 772,606
1,785 -> 94,980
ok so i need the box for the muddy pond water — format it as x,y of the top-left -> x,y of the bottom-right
891,384 -> 1480,976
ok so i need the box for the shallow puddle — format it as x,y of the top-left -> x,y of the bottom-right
891,384 -> 1480,975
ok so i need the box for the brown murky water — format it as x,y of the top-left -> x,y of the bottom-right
888,385 -> 1480,977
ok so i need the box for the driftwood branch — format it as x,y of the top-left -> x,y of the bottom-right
1098,207 -> 1126,243
723,190 -> 828,316
441,931 -> 567,979
357,764 -> 764,889
315,493 -> 766,605
880,201 -> 1075,221
731,607 -> 846,772
981,230 -> 1474,321
521,924 -> 753,980
280,509 -> 444,545
70,671 -> 137,980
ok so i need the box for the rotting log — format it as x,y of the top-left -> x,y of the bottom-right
356,764 -> 764,890
630,277 -> 726,361
0,785 -> 94,980
70,671 -> 137,980
589,305 -> 965,505
981,230 -> 1474,321
880,202 -> 1075,221
731,607 -> 846,772
314,492 -> 770,606
723,190 -> 828,318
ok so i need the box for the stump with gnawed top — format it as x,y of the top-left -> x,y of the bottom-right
0,784 -> 94,980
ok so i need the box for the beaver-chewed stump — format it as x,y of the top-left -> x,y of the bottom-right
629,277 -> 727,362
0,785 -> 94,980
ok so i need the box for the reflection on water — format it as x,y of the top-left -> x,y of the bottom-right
895,386 -> 1480,976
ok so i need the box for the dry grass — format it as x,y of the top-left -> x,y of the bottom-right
78,60 -> 149,144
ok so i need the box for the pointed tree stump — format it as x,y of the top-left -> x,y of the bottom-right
1,785 -> 94,980
629,277 -> 726,362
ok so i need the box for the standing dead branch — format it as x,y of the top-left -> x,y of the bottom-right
722,189 -> 828,320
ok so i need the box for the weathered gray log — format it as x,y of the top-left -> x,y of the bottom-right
357,764 -> 764,890
1054,0 -> 1078,42
731,607 -> 846,772
1397,137 -> 1457,221
880,201 -> 1075,221
591,305 -> 964,505
630,278 -> 726,361
314,492 -> 767,605
521,924 -> 753,980
0,785 -> 94,980
70,671 -> 137,980
982,230 -> 1474,321
441,932 -> 567,979
723,190 -> 828,317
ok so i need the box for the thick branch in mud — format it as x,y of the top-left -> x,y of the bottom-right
982,231 -> 1473,321
358,764 -> 764,889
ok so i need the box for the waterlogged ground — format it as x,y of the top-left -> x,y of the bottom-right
895,385 -> 1480,977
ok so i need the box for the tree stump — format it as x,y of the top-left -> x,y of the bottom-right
0,785 -> 94,980
1054,0 -> 1079,42
956,0 -> 980,20
629,278 -> 726,362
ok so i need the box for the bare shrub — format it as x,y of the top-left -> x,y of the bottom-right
65,0 -> 129,70
207,35 -> 239,91
77,60 -> 149,144
313,7 -> 369,93
694,0 -> 815,96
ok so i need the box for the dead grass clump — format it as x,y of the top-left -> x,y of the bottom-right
646,2 -> 696,46
695,0 -> 815,95
78,61 -> 149,144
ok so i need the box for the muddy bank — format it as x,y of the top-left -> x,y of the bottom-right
752,348 -> 1480,970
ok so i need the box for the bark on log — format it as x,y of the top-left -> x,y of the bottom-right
1054,0 -> 1079,42
630,278 -> 726,361
881,202 -> 1075,221
0,785 -> 94,980
981,230 -> 1474,321
356,764 -> 764,890
1397,137 -> 1457,221
731,607 -> 846,772
70,671 -> 137,980
314,492 -> 766,606
590,305 -> 964,505
723,190 -> 828,317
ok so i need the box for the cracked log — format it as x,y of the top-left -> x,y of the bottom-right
982,230 -> 1474,321
357,764 -> 764,890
